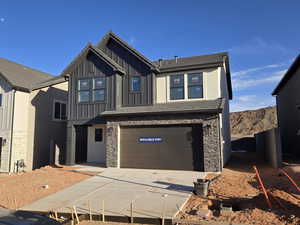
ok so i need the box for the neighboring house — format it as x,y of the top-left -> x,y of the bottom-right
0,58 -> 68,172
63,31 -> 232,172
272,54 -> 300,157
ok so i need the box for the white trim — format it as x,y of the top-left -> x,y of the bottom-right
217,67 -> 222,98
52,99 -> 67,122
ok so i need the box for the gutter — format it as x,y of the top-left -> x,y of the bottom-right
8,89 -> 16,173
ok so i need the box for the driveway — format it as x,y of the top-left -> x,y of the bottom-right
21,168 -> 207,221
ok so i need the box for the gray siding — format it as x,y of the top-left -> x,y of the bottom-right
0,77 -> 13,130
68,52 -> 116,121
276,66 -> 300,156
103,39 -> 153,106
0,77 -> 13,172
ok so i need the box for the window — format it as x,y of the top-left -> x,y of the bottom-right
0,94 -> 2,106
170,74 -> 184,100
131,77 -> 141,92
93,78 -> 105,101
95,128 -> 103,142
188,73 -> 203,99
78,79 -> 90,102
53,101 -> 67,121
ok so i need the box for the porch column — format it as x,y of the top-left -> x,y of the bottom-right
65,122 -> 76,165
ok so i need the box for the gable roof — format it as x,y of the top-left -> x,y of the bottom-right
272,54 -> 300,95
153,52 -> 232,99
0,58 -> 54,92
60,43 -> 125,76
31,75 -> 67,90
97,31 -> 159,72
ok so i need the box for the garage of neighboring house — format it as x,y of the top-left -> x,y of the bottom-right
119,124 -> 204,171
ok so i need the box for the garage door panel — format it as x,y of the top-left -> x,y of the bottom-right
120,125 -> 203,171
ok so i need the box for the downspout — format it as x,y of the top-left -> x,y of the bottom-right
8,89 -> 16,173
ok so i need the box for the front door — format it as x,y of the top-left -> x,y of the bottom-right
87,125 -> 106,164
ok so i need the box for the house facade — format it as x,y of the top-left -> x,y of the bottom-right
0,58 -> 68,172
272,54 -> 300,157
64,31 -> 232,172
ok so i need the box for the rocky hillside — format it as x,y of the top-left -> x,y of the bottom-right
230,106 -> 277,137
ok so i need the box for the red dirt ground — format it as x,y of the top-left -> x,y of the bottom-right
0,166 -> 96,209
177,153 -> 300,225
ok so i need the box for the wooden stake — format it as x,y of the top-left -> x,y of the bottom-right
88,200 -> 92,221
70,207 -> 74,225
162,199 -> 166,225
102,200 -> 105,222
54,211 -> 58,221
73,206 -> 80,224
130,201 -> 134,223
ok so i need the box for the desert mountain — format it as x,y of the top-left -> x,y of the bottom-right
230,106 -> 277,137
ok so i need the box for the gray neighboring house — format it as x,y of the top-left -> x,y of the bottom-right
272,54 -> 300,157
64,31 -> 232,172
0,58 -> 68,172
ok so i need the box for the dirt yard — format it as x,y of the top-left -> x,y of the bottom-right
177,152 -> 300,225
0,166 -> 96,209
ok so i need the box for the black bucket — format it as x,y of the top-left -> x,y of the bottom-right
193,179 -> 210,197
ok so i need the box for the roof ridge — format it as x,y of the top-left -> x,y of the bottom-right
152,52 -> 228,62
0,57 -> 54,78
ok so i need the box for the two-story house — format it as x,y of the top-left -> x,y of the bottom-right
63,31 -> 232,172
0,58 -> 68,172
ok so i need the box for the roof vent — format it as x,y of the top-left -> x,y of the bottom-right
158,59 -> 163,67
174,56 -> 178,63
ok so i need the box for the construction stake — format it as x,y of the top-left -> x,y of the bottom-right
280,169 -> 300,193
69,207 -> 74,225
162,199 -> 166,225
253,166 -> 272,209
54,211 -> 58,221
73,206 -> 80,224
88,200 -> 92,221
102,200 -> 105,222
130,201 -> 134,223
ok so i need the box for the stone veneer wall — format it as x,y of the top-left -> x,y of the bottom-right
106,113 -> 221,172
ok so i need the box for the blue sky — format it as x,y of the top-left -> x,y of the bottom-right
0,1 -> 299,112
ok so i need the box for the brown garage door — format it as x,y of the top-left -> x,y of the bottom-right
120,125 -> 203,171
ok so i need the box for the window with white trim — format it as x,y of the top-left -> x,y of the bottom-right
170,74 -> 184,100
78,79 -> 91,102
78,78 -> 106,103
93,77 -> 106,101
188,73 -> 203,99
53,100 -> 67,121
169,73 -> 203,100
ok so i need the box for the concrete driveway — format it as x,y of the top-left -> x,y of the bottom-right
21,168 -> 208,221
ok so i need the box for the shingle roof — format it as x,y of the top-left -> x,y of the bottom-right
31,75 -> 67,90
0,58 -> 54,92
153,52 -> 228,71
272,54 -> 300,95
102,98 -> 225,116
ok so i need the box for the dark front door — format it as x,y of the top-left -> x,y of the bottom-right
120,125 -> 203,171
75,126 -> 88,163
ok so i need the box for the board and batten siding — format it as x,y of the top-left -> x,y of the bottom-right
0,77 -> 14,172
103,39 -> 154,107
68,52 -> 116,121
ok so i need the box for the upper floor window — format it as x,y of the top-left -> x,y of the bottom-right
131,77 -> 141,92
53,100 -> 67,121
78,78 -> 106,103
188,73 -> 203,99
169,73 -> 203,101
0,94 -> 2,106
93,78 -> 106,102
170,74 -> 184,100
78,79 -> 90,102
